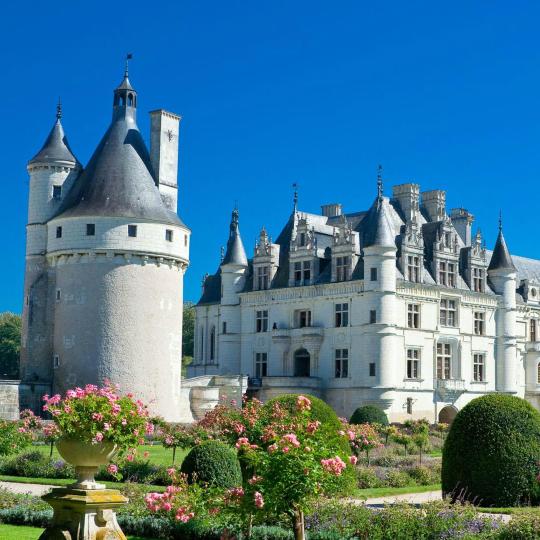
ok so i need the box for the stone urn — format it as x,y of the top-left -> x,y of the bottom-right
57,437 -> 119,490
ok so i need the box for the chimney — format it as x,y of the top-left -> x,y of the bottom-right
421,190 -> 446,222
321,203 -> 342,218
450,208 -> 474,246
150,109 -> 181,212
391,183 -> 420,222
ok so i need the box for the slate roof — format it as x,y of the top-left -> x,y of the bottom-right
222,209 -> 248,266
487,229 -> 516,272
29,118 -> 79,166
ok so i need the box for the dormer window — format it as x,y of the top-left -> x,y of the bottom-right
256,266 -> 269,290
336,256 -> 350,282
52,185 -> 62,200
407,255 -> 421,283
439,261 -> 456,287
445,232 -> 452,248
472,267 -> 485,292
294,261 -> 311,286
299,233 -> 306,247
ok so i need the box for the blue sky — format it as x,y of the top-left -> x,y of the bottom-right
2,1 -> 540,312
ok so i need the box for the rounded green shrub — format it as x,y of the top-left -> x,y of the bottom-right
442,394 -> 540,506
350,405 -> 388,426
181,440 -> 242,489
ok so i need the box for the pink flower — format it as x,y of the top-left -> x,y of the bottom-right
107,464 -> 118,474
17,427 -> 26,433
282,446 -> 290,453
103,422 -> 111,431
282,433 -> 300,447
145,422 -> 154,435
66,390 -> 77,399
248,475 -> 262,485
296,395 -> 311,411
144,451 -> 150,458
121,419 -> 127,426
94,432 -> 104,442
163,502 -> 172,511
167,467 -> 176,477
267,443 -> 278,453
254,491 -> 264,509
307,420 -> 321,434
92,413 -> 104,422
63,405 -> 72,413
349,455 -> 358,465
320,456 -> 347,476
126,454 -> 134,462
235,437 -> 251,449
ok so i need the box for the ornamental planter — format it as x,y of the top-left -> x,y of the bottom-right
56,437 -> 119,489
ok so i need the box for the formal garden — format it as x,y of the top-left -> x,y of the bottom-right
0,386 -> 539,539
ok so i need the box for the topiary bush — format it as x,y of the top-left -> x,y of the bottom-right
349,405 -> 388,426
442,394 -> 540,507
180,440 -> 242,489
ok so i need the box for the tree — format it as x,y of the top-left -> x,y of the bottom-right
0,313 -> 21,379
182,302 -> 195,376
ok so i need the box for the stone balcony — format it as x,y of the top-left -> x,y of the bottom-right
526,341 -> 540,353
435,378 -> 466,403
272,326 -> 324,339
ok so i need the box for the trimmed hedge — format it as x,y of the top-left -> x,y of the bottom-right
181,440 -> 242,489
350,405 -> 388,426
442,394 -> 540,507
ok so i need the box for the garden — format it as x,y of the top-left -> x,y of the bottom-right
0,386 -> 539,539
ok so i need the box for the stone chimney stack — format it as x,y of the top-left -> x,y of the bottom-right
421,190 -> 446,222
321,203 -> 342,218
391,183 -> 420,222
450,208 -> 474,246
150,109 -> 181,212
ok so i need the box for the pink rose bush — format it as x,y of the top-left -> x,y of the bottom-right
0,410 -> 41,456
42,380 -> 152,470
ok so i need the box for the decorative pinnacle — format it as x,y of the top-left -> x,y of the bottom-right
499,209 -> 503,232
56,97 -> 62,121
220,246 -> 225,262
377,164 -> 384,207
125,53 -> 133,77
292,183 -> 299,212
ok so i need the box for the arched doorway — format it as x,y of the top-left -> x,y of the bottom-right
438,405 -> 458,425
294,348 -> 310,377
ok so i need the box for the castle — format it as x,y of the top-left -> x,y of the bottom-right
190,172 -> 540,423
17,66 -> 191,422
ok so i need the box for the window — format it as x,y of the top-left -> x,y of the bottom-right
335,303 -> 349,327
439,261 -> 456,287
297,310 -> 312,328
406,397 -> 413,414
335,349 -> 349,378
370,267 -> 378,281
294,261 -> 311,285
369,310 -> 377,324
128,225 -> 137,237
86,224 -> 95,236
474,311 -> 485,336
406,349 -> 420,379
165,229 -> 173,242
445,232 -> 452,248
184,235 -> 188,247
407,255 -> 421,282
369,363 -> 376,377
537,362 -> 540,384
55,289 -> 61,302
299,233 -> 306,247
472,267 -> 485,293
56,226 -> 62,238
209,327 -> 216,362
531,320 -> 537,342
407,303 -> 420,329
52,185 -> 62,200
222,322 -> 227,334
255,352 -> 268,378
256,266 -> 269,290
473,353 -> 485,382
336,256 -> 350,282
256,310 -> 268,333
440,298 -> 457,327
436,343 -> 452,379
199,327 -> 204,361
53,355 -> 60,369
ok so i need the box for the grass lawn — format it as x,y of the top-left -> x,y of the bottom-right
477,506 -> 540,515
355,483 -> 441,499
0,524 -> 152,539
33,443 -> 189,467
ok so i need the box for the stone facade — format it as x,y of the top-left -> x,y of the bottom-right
190,180 -> 540,423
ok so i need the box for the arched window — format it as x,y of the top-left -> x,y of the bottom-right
199,326 -> 204,362
210,326 -> 216,362
128,93 -> 134,106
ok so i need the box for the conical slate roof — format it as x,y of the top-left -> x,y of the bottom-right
55,78 -> 181,226
488,228 -> 516,272
362,196 -> 395,248
29,118 -> 78,166
222,209 -> 248,266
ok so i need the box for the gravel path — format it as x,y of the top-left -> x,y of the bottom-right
0,480 -> 55,496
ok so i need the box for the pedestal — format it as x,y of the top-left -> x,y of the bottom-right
39,487 -> 128,540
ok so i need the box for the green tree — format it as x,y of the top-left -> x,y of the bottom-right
182,302 -> 195,376
0,313 -> 21,379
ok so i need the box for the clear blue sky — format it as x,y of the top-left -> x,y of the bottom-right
2,1 -> 540,312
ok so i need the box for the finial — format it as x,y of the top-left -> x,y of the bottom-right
231,206 -> 239,227
498,209 -> 503,232
56,97 -> 62,121
292,183 -> 299,212
377,164 -> 383,201
220,246 -> 225,262
125,53 -> 133,77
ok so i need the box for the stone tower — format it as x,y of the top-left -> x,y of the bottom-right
20,66 -> 191,421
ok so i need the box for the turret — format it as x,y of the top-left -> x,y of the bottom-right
220,208 -> 248,305
488,217 -> 518,393
362,167 -> 398,391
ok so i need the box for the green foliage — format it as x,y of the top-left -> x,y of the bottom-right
0,421 -> 32,457
182,302 -> 195,374
384,469 -> 412,488
181,440 -> 242,489
349,405 -> 388,426
0,450 -> 73,478
407,466 -> 433,486
355,466 -> 381,489
442,394 -> 540,507
0,313 -> 21,380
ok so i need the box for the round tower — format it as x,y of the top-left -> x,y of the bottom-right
487,218 -> 518,394
46,68 -> 190,421
362,170 -> 398,392
20,102 -> 81,401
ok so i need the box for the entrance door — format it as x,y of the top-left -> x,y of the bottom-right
438,405 -> 458,424
294,348 -> 311,377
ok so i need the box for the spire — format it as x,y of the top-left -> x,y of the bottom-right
488,215 -> 515,272
363,167 -> 395,249
28,102 -> 79,166
292,183 -> 299,213
113,54 -> 137,121
222,208 -> 248,266
377,164 -> 383,206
